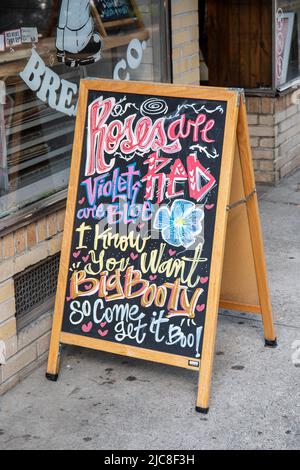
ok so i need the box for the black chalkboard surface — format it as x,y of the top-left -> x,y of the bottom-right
60,88 -> 227,361
96,0 -> 134,22
47,80 -> 277,413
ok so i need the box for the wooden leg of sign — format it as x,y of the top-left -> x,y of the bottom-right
237,98 -> 277,347
46,84 -> 89,381
46,337 -> 61,381
196,94 -> 240,413
46,319 -> 62,381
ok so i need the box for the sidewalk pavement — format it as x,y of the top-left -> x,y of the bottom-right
0,170 -> 299,450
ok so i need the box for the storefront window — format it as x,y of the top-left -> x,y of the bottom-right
0,0 -> 170,220
200,0 -> 273,90
200,0 -> 300,92
275,0 -> 300,90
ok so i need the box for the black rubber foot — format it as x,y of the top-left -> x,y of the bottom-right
195,406 -> 209,414
265,338 -> 278,348
46,373 -> 58,382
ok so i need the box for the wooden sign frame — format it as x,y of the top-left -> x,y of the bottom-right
46,80 -> 276,413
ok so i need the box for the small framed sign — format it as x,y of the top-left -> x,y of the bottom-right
0,35 -> 5,52
21,27 -> 39,44
5,29 -> 22,48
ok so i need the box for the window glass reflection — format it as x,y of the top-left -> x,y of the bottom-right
0,0 -> 169,218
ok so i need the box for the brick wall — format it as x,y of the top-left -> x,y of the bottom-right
171,0 -> 200,85
275,92 -> 300,180
0,210 -> 64,395
246,91 -> 300,184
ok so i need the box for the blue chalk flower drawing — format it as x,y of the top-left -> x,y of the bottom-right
154,199 -> 204,248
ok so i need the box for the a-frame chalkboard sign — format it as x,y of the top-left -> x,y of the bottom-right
46,80 -> 277,413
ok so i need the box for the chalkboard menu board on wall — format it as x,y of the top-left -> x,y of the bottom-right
60,84 -> 227,362
96,0 -> 134,22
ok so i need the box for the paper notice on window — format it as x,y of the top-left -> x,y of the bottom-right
5,29 -> 22,48
0,81 -> 5,104
21,27 -> 38,44
0,35 -> 5,52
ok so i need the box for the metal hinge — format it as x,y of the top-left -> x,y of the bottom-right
226,189 -> 256,211
227,87 -> 245,106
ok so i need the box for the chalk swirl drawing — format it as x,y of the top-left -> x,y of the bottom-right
140,98 -> 168,116
154,199 -> 204,249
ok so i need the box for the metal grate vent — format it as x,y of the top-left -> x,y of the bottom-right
14,253 -> 60,320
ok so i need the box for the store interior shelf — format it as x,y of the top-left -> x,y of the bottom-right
0,29 -> 149,76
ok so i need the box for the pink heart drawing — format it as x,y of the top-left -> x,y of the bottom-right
130,252 -> 138,261
84,284 -> 93,291
73,251 -> 81,258
149,275 -> 157,281
168,249 -> 176,256
78,197 -> 85,205
82,321 -> 93,333
82,255 -> 90,263
98,329 -> 109,337
205,204 -> 215,210
100,322 -> 107,328
200,277 -> 209,284
66,296 -> 72,302
196,304 -> 206,313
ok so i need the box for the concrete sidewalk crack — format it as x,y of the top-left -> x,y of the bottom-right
220,311 -> 300,331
